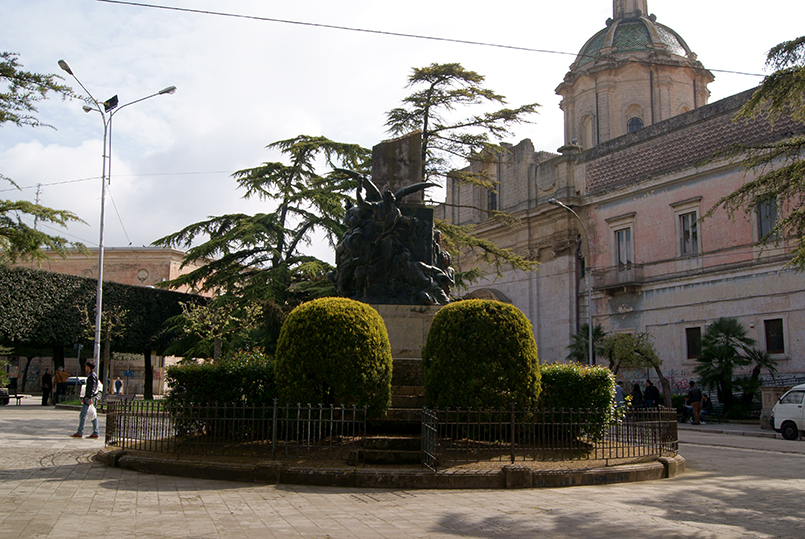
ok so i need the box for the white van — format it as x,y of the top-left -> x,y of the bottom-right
770,383 -> 805,440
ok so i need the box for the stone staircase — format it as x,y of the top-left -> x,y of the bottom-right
361,305 -> 436,464
349,434 -> 422,465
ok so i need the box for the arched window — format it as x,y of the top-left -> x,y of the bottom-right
627,117 -> 644,133
580,115 -> 594,148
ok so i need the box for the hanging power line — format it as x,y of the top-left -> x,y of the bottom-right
96,0 -> 765,78
0,176 -> 100,193
2,171 -> 231,193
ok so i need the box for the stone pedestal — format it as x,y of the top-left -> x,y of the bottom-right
372,304 -> 440,414
373,304 -> 439,361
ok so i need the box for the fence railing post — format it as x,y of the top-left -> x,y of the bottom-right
272,398 -> 278,460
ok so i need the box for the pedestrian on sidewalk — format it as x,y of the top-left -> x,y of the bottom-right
615,381 -> 627,407
700,393 -> 713,424
644,380 -> 660,408
631,383 -> 644,408
72,361 -> 99,439
53,366 -> 69,404
41,368 -> 52,406
686,380 -> 703,425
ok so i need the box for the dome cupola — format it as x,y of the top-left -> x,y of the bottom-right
556,0 -> 714,149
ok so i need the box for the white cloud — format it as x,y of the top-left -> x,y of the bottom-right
3,0 -> 804,264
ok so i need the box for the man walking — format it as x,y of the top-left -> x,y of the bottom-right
41,368 -> 52,406
686,380 -> 703,425
53,366 -> 69,404
72,361 -> 99,439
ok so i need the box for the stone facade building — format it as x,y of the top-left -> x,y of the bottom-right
442,0 -> 805,389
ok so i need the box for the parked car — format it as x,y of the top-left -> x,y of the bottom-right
770,383 -> 805,440
65,376 -> 87,400
64,377 -> 103,399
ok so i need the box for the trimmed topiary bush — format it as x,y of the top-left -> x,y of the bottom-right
539,363 -> 615,411
539,362 -> 616,441
275,297 -> 392,418
422,299 -> 541,408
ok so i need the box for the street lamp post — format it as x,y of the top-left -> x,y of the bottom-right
58,59 -> 175,375
548,198 -> 594,365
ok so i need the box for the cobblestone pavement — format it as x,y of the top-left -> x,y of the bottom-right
2,399 -> 804,538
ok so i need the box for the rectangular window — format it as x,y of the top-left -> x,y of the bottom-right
616,228 -> 632,269
757,198 -> 777,239
685,327 -> 702,359
487,189 -> 497,212
680,211 -> 698,255
765,318 -> 785,354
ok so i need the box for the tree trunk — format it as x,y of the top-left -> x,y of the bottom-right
52,344 -> 65,370
653,364 -> 673,408
20,356 -> 33,392
144,350 -> 153,401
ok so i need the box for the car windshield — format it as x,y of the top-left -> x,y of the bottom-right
781,390 -> 805,405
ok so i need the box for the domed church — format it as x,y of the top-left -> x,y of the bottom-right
442,0 -> 805,389
557,0 -> 713,147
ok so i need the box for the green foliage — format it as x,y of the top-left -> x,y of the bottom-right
386,63 -> 538,190
154,136 -> 371,304
165,347 -> 276,406
0,355 -> 9,387
708,36 -> 805,270
538,362 -> 617,441
694,317 -> 755,413
538,363 -> 615,411
602,332 -> 661,373
275,297 -> 392,418
386,63 -> 540,287
422,299 -> 541,408
435,219 -> 539,285
565,323 -> 606,363
1,52 -> 86,264
0,51 -> 74,127
165,298 -> 263,361
0,266 -> 199,354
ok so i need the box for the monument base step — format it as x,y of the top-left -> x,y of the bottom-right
349,435 -> 422,465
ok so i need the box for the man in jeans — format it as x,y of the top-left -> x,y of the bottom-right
686,380 -> 703,425
72,361 -> 99,439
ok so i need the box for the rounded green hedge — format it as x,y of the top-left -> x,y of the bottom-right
275,297 -> 392,418
422,299 -> 541,408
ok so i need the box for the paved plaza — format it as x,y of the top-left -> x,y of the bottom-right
2,398 -> 804,538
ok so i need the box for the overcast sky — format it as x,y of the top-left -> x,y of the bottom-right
2,0 -> 803,264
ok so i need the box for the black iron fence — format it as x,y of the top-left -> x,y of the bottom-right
105,400 -> 367,461
421,407 -> 677,472
106,402 -> 676,470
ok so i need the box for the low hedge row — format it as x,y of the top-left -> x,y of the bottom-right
165,348 -> 275,407
167,301 -> 616,427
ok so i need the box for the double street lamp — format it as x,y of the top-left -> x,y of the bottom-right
58,59 -> 176,370
548,198 -> 594,365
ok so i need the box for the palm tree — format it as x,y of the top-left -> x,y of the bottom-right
694,318 -> 755,413
736,347 -> 779,410
566,323 -> 606,364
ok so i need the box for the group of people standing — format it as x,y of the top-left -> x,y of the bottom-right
615,379 -> 661,408
40,366 -> 70,406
